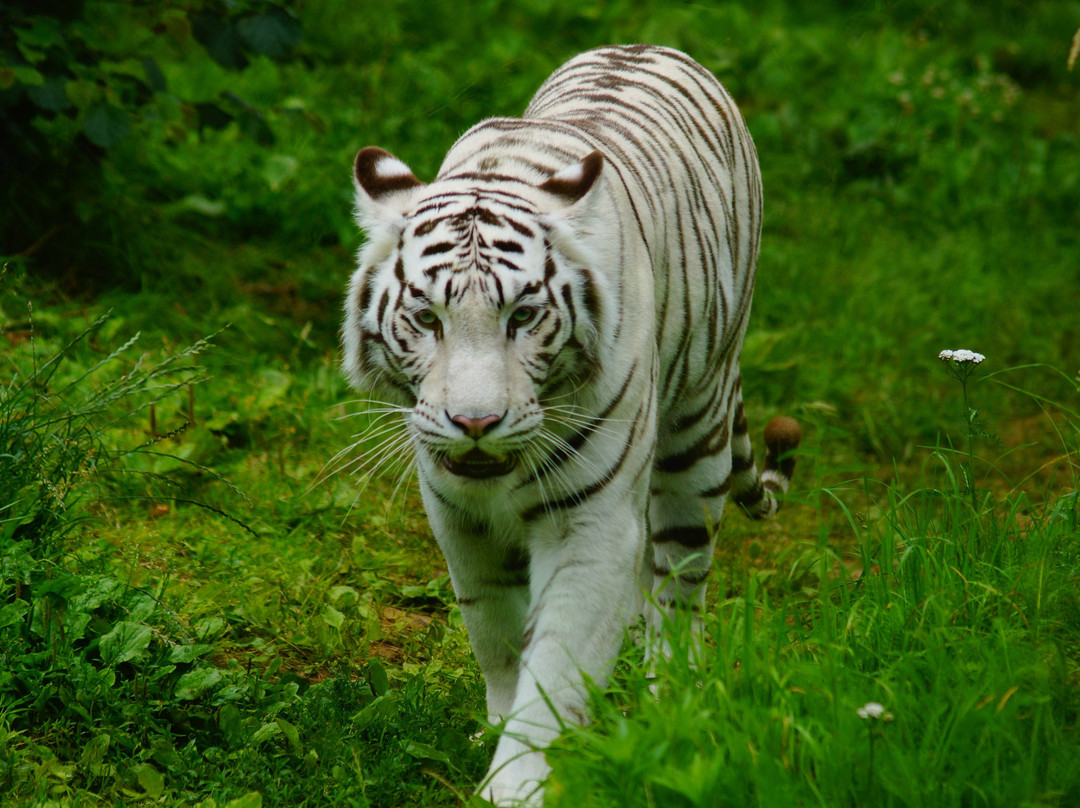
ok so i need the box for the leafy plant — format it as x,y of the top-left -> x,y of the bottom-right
0,280 -> 242,803
0,0 -> 301,289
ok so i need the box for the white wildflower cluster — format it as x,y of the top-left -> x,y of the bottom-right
938,349 -> 985,364
857,702 -> 894,722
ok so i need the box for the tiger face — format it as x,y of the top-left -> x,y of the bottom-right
343,148 -> 609,482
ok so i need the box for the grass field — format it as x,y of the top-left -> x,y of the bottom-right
3,1 -> 1079,806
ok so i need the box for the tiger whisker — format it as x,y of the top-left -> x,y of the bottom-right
534,426 -> 606,481
527,429 -> 596,514
544,403 -> 633,426
334,408 -> 411,423
317,421 -> 409,480
384,454 -> 419,518
336,397 -> 412,409
543,412 -> 625,442
349,431 -> 415,479
340,434 -> 416,519
317,417 -> 412,489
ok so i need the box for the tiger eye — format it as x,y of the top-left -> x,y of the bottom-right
415,309 -> 438,328
511,307 -> 538,326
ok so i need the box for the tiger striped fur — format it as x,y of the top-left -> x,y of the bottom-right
342,44 -> 800,806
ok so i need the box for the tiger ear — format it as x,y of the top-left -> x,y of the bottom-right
538,151 -> 604,205
354,146 -> 423,198
352,147 -> 425,233
539,152 -> 610,265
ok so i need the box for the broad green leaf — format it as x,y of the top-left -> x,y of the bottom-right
142,57 -> 167,93
249,721 -> 281,745
15,19 -> 64,50
262,155 -> 298,190
195,616 -> 226,640
218,703 -> 246,747
69,576 -> 120,612
276,717 -> 302,756
350,693 -> 398,729
174,667 -> 222,700
100,58 -> 147,82
99,621 -> 152,665
82,104 -> 131,149
28,78 -> 72,112
368,659 -> 389,697
166,643 -> 213,663
132,762 -> 164,797
151,738 -> 183,771
79,733 -> 111,774
159,49 -> 229,103
16,43 -> 46,65
320,603 -> 344,629
224,793 -> 262,808
402,740 -> 451,765
236,9 -> 301,60
236,106 -> 275,146
0,600 -> 29,628
193,15 -> 248,71
64,610 -> 92,642
122,589 -> 157,622
65,79 -> 101,109
328,585 -> 359,608
11,65 -> 44,87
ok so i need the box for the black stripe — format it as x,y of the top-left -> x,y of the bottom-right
521,434 -> 634,521
503,545 -> 530,574
732,405 -> 748,435
521,404 -> 640,521
733,483 -> 764,508
357,272 -> 376,314
699,477 -> 732,498
655,415 -> 730,474
506,218 -> 534,238
731,451 -> 754,474
518,362 -> 638,489
651,526 -> 711,548
414,218 -> 441,236
652,564 -> 710,587
421,241 -> 455,257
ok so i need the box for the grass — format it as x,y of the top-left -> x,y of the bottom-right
3,0 -> 1080,806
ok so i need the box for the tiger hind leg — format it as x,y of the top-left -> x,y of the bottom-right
646,383 -> 801,667
645,450 -> 730,667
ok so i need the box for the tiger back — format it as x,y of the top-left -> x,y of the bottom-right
342,44 -> 800,807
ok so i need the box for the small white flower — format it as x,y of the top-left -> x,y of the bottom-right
938,349 -> 985,364
857,701 -> 893,721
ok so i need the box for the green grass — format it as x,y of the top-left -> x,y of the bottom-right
3,0 -> 1080,806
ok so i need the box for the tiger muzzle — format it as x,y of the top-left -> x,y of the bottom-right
443,448 -> 517,479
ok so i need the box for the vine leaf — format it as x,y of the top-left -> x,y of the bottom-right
82,103 -> 130,148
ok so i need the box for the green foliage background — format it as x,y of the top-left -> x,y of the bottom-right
2,1 -> 1079,807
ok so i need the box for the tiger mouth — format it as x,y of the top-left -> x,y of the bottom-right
443,449 -> 517,479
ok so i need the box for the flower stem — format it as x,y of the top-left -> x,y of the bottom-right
868,731 -> 875,793
960,376 -> 977,513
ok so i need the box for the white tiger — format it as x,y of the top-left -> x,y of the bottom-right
342,44 -> 800,806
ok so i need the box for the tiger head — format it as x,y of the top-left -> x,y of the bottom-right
343,146 -> 612,482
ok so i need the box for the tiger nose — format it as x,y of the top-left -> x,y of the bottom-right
449,412 -> 503,439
